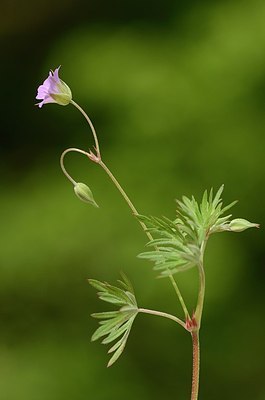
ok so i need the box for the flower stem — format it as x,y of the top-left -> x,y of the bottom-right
191,331 -> 200,400
60,147 -> 90,185
98,160 -> 154,243
138,308 -> 186,329
71,100 -> 101,158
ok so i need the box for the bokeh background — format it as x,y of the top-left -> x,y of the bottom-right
1,0 -> 264,399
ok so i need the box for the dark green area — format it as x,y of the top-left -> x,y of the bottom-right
1,0 -> 264,399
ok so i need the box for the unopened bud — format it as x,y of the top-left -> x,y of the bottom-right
228,218 -> 259,232
74,183 -> 99,207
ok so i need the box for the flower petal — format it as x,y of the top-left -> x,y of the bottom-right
52,66 -> 61,82
35,66 -> 71,107
36,95 -> 57,108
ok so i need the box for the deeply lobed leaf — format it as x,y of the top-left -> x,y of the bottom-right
89,274 -> 138,366
137,186 -> 250,277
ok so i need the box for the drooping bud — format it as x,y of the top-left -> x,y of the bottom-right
228,218 -> 259,232
74,182 -> 99,207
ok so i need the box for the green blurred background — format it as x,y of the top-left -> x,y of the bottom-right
1,0 -> 264,398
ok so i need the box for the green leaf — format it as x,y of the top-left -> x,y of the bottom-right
107,340 -> 126,367
107,320 -> 135,367
91,311 -> 119,319
102,319 -> 132,344
96,294 -> 125,305
219,200 -> 238,215
89,274 -> 138,366
88,279 -> 108,291
212,184 -> 224,208
108,335 -> 126,354
138,186 -> 245,277
91,314 -> 129,341
117,271 -> 135,294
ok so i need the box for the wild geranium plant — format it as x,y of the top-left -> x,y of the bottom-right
36,67 -> 259,399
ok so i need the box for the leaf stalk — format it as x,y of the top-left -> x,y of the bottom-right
138,308 -> 186,329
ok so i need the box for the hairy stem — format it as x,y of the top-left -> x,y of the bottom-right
138,308 -> 186,329
191,331 -> 200,400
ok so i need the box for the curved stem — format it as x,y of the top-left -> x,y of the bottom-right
138,308 -> 186,329
60,147 -> 90,185
191,331 -> 200,400
71,100 -> 101,158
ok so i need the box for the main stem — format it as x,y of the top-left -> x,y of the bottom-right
191,331 -> 200,400
191,239 -> 207,400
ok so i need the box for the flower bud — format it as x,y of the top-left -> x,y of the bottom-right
74,183 -> 99,207
228,218 -> 259,232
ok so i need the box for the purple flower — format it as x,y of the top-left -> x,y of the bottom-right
36,66 -> 72,108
